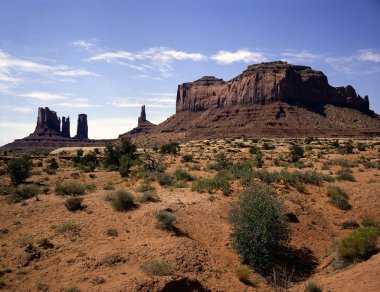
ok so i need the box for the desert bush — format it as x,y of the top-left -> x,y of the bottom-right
155,211 -> 176,230
357,143 -> 366,151
89,173 -> 96,179
75,152 -> 98,172
181,154 -> 194,162
105,228 -> 118,237
363,161 -> 375,169
263,142 -> 274,150
103,138 -> 137,171
8,184 -> 38,203
362,215 -> 380,229
139,191 -> 160,203
141,259 -> 174,276
6,155 -> 33,185
103,182 -> 115,190
52,221 -> 79,235
304,137 -> 315,144
254,150 -> 264,168
173,169 -> 194,181
85,184 -> 96,192
338,141 -> 354,155
36,161 -> 43,167
0,186 -> 14,196
192,171 -> 231,195
326,185 -> 351,210
56,181 -> 86,196
43,167 -> 56,175
249,145 -> 259,154
290,144 -> 304,163
304,281 -> 323,292
229,184 -> 290,273
160,142 -> 180,155
230,160 -> 254,186
214,153 -> 232,170
136,183 -> 155,192
156,172 -> 173,187
107,190 -> 135,212
65,197 -> 84,211
236,266 -> 251,283
48,158 -> 59,170
336,168 -> 356,181
14,234 -> 34,247
337,226 -> 379,261
65,287 -> 81,292
37,237 -> 53,249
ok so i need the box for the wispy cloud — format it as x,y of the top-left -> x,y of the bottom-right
280,50 -> 324,63
70,39 -> 97,50
0,49 -> 98,92
211,49 -> 267,64
89,47 -> 207,76
19,91 -> 68,101
357,49 -> 380,63
55,102 -> 102,108
0,105 -> 34,113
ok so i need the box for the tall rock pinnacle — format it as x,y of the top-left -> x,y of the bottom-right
75,114 -> 88,139
35,107 -> 61,133
138,105 -> 147,126
61,117 -> 70,138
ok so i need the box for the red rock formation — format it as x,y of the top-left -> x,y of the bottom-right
34,107 -> 61,134
74,114 -> 88,139
176,61 -> 370,113
119,105 -> 157,137
61,117 -> 70,138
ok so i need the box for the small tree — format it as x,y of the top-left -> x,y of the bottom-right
230,184 -> 290,273
160,142 -> 180,155
6,155 -> 33,185
290,144 -> 304,163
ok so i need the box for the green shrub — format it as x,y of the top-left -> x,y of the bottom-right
173,169 -> 194,181
141,259 -> 174,276
56,181 -> 86,196
6,155 -> 33,185
108,190 -> 135,212
160,142 -> 180,155
181,154 -> 193,162
229,184 -> 290,273
338,141 -> 354,155
105,228 -> 118,237
64,197 -> 84,211
103,138 -> 137,168
0,186 -> 14,196
36,161 -> 43,167
336,168 -> 356,181
236,266 -> 251,283
156,173 -> 173,187
326,185 -> 351,210
85,184 -> 96,192
136,183 -> 155,192
337,226 -> 379,260
139,191 -> 160,203
103,182 -> 115,190
8,184 -> 38,203
304,137 -> 315,144
192,171 -> 231,195
49,158 -> 59,170
357,143 -> 366,151
155,211 -> 176,230
263,142 -> 274,150
37,237 -> 53,249
290,144 -> 304,163
43,167 -> 56,175
254,150 -> 264,168
230,160 -> 254,186
362,215 -> 380,229
249,145 -> 259,154
75,152 -> 98,172
173,180 -> 188,188
214,153 -> 232,170
304,282 -> 323,292
53,221 -> 80,235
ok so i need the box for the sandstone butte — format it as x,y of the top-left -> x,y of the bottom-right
2,61 -> 380,151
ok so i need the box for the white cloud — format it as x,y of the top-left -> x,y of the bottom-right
211,49 -> 267,64
281,50 -> 324,63
0,105 -> 33,113
357,49 -> 380,62
55,102 -> 102,108
20,91 -> 68,101
89,47 -> 207,76
70,40 -> 96,50
53,69 -> 98,77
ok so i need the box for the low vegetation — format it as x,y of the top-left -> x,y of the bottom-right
6,155 -> 33,185
64,197 -> 84,211
326,185 -> 351,210
106,190 -> 135,212
141,259 -> 174,276
56,181 -> 86,196
155,211 -> 176,230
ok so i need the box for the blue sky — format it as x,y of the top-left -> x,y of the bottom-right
1,0 -> 379,145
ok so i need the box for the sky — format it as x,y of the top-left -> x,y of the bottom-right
0,0 -> 379,146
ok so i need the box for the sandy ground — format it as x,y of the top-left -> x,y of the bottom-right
0,137 -> 379,291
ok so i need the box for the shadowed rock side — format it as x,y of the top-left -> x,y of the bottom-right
74,114 -> 88,139
121,61 -> 380,145
0,107 -> 113,152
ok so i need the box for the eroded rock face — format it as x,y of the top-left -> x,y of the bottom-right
176,61 -> 370,113
35,107 -> 61,134
75,114 -> 88,139
61,117 -> 70,138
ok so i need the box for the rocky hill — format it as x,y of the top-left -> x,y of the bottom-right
124,61 -> 380,146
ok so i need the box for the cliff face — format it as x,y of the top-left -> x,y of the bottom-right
176,61 -> 370,113
74,114 -> 88,139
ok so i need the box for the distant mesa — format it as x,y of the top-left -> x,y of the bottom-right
0,107 -> 113,152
